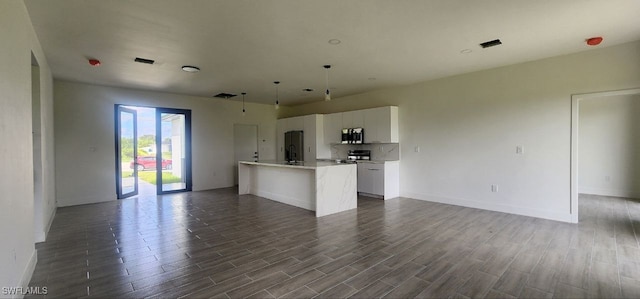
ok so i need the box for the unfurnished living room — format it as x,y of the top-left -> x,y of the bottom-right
2,1 -> 640,298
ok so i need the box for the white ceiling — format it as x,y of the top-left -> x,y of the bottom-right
24,0 -> 640,106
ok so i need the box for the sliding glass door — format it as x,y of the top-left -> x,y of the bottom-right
156,108 -> 192,194
115,106 -> 138,199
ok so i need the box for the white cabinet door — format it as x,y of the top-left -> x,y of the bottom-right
351,110 -> 364,128
380,106 -> 399,143
288,116 -> 304,131
363,107 -> 399,143
357,163 -> 373,194
363,108 -> 381,143
342,111 -> 353,128
303,115 -> 316,162
276,119 -> 286,160
323,113 -> 342,144
357,163 -> 384,195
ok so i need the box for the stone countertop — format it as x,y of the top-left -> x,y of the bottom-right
239,160 -> 357,170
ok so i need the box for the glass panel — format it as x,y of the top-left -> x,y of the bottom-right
119,108 -> 137,197
160,113 -> 186,192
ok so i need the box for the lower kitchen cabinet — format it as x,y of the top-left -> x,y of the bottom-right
357,161 -> 399,199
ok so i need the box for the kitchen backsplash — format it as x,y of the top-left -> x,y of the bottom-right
330,143 -> 400,161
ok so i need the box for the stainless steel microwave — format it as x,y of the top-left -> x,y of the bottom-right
341,128 -> 364,144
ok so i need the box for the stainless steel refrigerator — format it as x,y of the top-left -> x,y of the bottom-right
284,130 -> 304,161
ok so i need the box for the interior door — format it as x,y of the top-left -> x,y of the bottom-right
156,108 -> 192,194
115,106 -> 138,199
233,124 -> 258,184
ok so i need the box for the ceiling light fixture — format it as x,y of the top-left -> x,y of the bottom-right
324,65 -> 331,101
241,92 -> 246,116
460,49 -> 472,54
274,81 -> 280,110
181,65 -> 200,73
328,39 -> 341,45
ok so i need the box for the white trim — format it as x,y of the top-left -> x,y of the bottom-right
15,250 -> 38,299
570,88 -> 640,224
35,207 -> 56,243
402,191 -> 573,223
358,192 -> 383,199
579,188 -> 640,200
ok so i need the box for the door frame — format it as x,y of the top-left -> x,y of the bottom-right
233,123 -> 259,185
570,87 -> 640,223
155,107 -> 193,195
114,105 -> 139,199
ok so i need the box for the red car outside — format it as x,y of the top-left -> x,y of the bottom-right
130,156 -> 172,171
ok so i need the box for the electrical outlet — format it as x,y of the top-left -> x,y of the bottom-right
516,146 -> 524,154
379,146 -> 384,152
12,249 -> 16,261
491,184 -> 499,192
415,146 -> 420,153
605,175 -> 611,182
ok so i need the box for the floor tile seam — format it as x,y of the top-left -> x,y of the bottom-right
489,268 -> 528,298
614,209 -> 625,297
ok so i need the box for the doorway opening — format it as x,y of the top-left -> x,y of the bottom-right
115,105 -> 192,199
571,88 -> 640,222
32,52 -> 45,242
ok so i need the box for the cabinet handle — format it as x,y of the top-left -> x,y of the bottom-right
368,169 -> 380,171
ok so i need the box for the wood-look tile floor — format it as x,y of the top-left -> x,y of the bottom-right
27,189 -> 640,298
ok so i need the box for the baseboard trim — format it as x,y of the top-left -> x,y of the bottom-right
578,187 -> 640,199
40,207 -> 56,243
14,250 -> 38,299
402,191 -> 573,223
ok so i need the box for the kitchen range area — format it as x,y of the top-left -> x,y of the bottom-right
239,106 -> 399,217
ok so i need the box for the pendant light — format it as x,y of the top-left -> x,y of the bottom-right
241,92 -> 246,116
324,65 -> 331,101
274,81 -> 280,110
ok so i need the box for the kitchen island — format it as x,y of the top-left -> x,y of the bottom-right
238,160 -> 357,217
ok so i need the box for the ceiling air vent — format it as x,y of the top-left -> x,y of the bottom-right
480,39 -> 502,48
213,93 -> 237,99
134,57 -> 155,64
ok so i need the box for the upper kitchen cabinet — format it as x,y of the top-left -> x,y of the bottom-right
276,118 -> 287,159
323,112 -> 343,145
277,114 -> 328,161
287,116 -> 304,131
363,106 -> 399,143
303,114 -> 330,161
342,110 -> 364,128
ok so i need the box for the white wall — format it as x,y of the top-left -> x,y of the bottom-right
283,41 -> 640,222
54,81 -> 278,207
0,0 -> 55,295
579,94 -> 640,198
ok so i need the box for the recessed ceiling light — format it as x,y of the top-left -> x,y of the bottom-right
368,77 -> 377,81
328,39 -> 341,45
460,49 -> 472,54
303,88 -> 314,92
181,65 -> 200,73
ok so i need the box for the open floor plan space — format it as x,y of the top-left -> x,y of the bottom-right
28,190 -> 640,298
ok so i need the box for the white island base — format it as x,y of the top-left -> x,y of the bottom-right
238,161 -> 357,217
